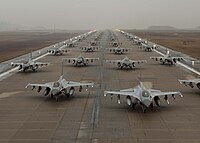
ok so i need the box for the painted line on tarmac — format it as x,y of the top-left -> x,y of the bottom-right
154,49 -> 200,76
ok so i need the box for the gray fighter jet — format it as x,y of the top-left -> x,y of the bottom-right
48,45 -> 70,56
104,81 -> 182,113
90,40 -> 100,46
81,46 -> 101,52
134,38 -> 146,45
106,56 -> 146,69
107,47 -> 131,54
150,50 -> 184,65
11,53 -> 49,72
67,39 -> 78,47
63,54 -> 99,66
139,43 -> 156,52
109,41 -> 122,47
178,78 -> 200,90
25,62 -> 94,102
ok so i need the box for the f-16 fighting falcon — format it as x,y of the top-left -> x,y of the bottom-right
90,40 -> 100,46
63,54 -> 99,66
105,56 -> 146,69
150,50 -> 184,65
11,52 -> 49,72
25,62 -> 94,102
67,39 -> 78,47
134,38 -> 146,45
81,46 -> 101,52
109,41 -> 122,47
104,81 -> 182,113
178,78 -> 200,90
139,43 -> 156,52
48,45 -> 70,56
107,46 -> 131,54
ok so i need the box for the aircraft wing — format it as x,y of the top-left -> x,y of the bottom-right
32,62 -> 49,67
179,79 -> 200,84
11,62 -> 23,67
106,60 -> 122,64
151,90 -> 182,98
121,48 -> 131,52
107,48 -> 130,52
150,56 -> 163,61
104,88 -> 140,101
25,82 -> 53,90
171,57 -> 184,61
178,79 -> 200,88
81,46 -> 100,51
129,60 -> 147,65
62,81 -> 94,89
63,58 -> 77,63
60,49 -> 71,53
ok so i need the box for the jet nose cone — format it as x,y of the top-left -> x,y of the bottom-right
51,89 -> 59,96
142,99 -> 151,107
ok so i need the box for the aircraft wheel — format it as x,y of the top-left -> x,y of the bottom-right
66,93 -> 69,98
131,103 -> 136,109
150,103 -> 153,108
142,105 -> 147,113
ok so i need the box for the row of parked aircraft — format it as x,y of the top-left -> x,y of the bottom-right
119,30 -> 200,98
9,30 -> 199,112
102,30 -> 183,112
11,31 -> 98,102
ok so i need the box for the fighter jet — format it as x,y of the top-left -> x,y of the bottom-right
109,41 -> 122,47
104,81 -> 182,113
134,38 -> 146,45
81,46 -> 101,52
25,62 -> 94,102
178,78 -> 200,90
139,43 -> 156,52
90,40 -> 100,46
105,56 -> 146,69
150,50 -> 184,65
107,46 -> 131,54
48,45 -> 70,56
67,39 -> 78,47
11,53 -> 49,72
63,54 -> 99,66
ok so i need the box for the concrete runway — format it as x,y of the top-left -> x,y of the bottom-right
0,30 -> 200,143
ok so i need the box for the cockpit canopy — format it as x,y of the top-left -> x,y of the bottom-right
78,57 -> 84,61
53,82 -> 60,87
142,90 -> 150,97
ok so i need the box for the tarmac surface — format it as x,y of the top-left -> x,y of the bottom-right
0,30 -> 200,143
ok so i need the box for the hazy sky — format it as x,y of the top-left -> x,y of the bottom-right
0,0 -> 200,29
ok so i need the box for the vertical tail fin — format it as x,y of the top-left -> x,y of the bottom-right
29,52 -> 32,62
166,49 -> 170,55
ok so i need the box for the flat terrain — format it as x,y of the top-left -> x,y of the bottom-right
126,30 -> 200,59
0,31 -> 83,62
0,30 -> 200,143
